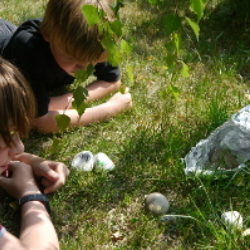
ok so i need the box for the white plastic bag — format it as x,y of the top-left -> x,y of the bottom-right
185,105 -> 250,176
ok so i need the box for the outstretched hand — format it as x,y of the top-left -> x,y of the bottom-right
0,161 -> 41,199
32,159 -> 70,194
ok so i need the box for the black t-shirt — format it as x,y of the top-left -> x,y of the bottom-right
0,19 -> 120,117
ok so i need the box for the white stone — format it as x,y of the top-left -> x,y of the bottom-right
94,152 -> 115,171
221,211 -> 243,229
71,151 -> 95,172
242,228 -> 250,237
145,192 -> 170,215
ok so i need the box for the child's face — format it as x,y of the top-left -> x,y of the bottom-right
50,44 -> 89,76
0,133 -> 24,175
49,43 -> 105,76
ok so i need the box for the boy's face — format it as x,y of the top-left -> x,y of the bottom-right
50,43 -> 99,76
0,133 -> 24,175
48,40 -> 107,76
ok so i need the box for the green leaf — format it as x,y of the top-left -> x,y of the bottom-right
72,86 -> 88,107
110,20 -> 123,37
180,61 -> 190,77
165,38 -> 176,53
165,37 -> 178,69
50,138 -> 61,155
56,114 -> 70,131
165,54 -> 177,72
125,65 -> 134,83
120,39 -> 132,55
101,35 -> 121,66
101,35 -> 116,53
72,86 -> 88,116
162,14 -> 182,36
148,0 -> 158,5
82,5 -> 101,25
77,102 -> 88,117
185,17 -> 200,41
75,65 -> 94,84
168,84 -> 181,99
190,0 -> 206,21
173,33 -> 182,54
108,49 -> 121,66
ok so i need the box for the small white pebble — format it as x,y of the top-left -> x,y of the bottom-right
242,228 -> 250,237
221,211 -> 243,229
94,152 -> 115,171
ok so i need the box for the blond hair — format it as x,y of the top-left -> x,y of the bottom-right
0,57 -> 36,145
41,0 -> 113,63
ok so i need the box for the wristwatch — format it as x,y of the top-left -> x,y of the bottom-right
19,194 -> 51,214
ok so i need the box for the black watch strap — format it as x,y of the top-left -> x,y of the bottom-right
19,194 -> 51,214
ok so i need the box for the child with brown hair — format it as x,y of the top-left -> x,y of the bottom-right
0,0 -> 132,133
0,57 -> 69,249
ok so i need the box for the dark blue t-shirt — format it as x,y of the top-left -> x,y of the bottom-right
0,19 -> 120,117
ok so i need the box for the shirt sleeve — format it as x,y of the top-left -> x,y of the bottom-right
94,62 -> 121,82
4,33 -> 51,117
2,19 -> 74,117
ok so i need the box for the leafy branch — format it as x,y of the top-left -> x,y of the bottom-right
56,1 -> 130,131
148,0 -> 207,79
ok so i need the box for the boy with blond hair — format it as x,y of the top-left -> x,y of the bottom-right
0,0 -> 132,133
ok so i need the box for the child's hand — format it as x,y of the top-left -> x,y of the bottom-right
0,161 -> 41,199
31,159 -> 70,194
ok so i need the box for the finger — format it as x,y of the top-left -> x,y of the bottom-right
8,161 -> 30,174
9,160 -> 27,167
65,166 -> 70,176
0,175 -> 9,188
8,161 -> 21,171
44,178 -> 65,194
51,163 -> 69,181
59,164 -> 70,177
40,167 -> 59,182
41,178 -> 52,187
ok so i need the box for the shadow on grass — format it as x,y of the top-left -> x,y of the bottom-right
1,120 -> 249,245
128,0 -> 250,79
198,0 -> 250,78
54,119 -> 250,246
57,111 -> 232,213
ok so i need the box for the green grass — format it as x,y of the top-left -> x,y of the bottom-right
1,0 -> 250,249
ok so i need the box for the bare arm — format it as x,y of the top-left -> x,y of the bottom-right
20,201 -> 59,250
85,79 -> 121,102
48,80 -> 121,111
0,201 -> 59,250
0,162 -> 59,250
33,91 -> 132,134
14,152 -> 69,194
33,103 -> 116,133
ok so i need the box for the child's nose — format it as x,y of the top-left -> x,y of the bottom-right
9,135 -> 24,156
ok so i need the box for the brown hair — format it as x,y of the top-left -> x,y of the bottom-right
0,57 -> 36,145
40,0 -> 113,63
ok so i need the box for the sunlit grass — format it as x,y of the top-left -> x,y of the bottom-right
0,0 -> 250,249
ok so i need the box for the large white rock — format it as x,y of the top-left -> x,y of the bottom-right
71,151 -> 95,172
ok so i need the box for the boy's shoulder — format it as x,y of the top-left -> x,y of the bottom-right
15,19 -> 43,42
3,18 -> 49,60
